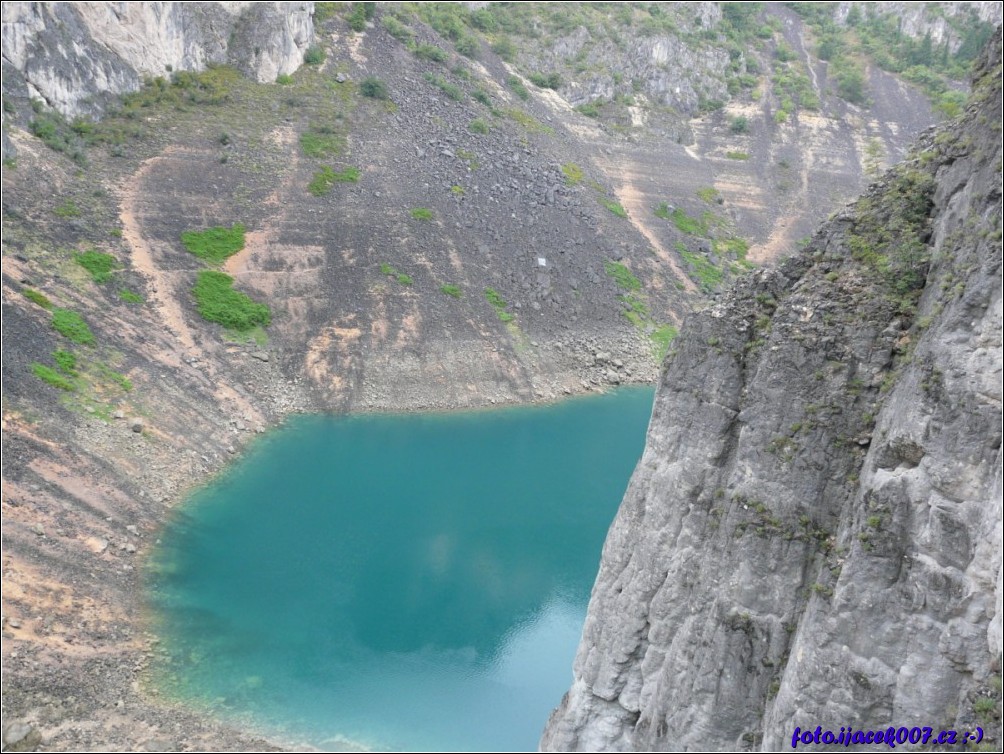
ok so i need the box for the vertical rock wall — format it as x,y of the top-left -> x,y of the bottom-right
542,36 -> 1002,752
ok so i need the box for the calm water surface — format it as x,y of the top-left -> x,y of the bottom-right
148,387 -> 655,751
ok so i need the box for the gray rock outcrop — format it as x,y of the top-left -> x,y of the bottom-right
542,34 -> 1002,752
1,2 -> 314,118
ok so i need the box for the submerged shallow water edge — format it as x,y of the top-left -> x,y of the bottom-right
147,387 -> 655,751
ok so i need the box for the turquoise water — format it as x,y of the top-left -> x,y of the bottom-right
148,387 -> 654,751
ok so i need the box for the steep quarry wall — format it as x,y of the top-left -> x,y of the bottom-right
0,1 -> 314,117
543,37 -> 1002,752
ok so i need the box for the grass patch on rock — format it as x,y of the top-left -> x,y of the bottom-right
74,249 -> 118,283
181,224 -> 246,264
52,309 -> 95,345
192,270 -> 270,331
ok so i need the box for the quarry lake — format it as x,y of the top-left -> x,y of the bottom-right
147,386 -> 655,751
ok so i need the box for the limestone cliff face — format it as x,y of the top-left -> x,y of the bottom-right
542,37 -> 1002,752
0,1 -> 314,117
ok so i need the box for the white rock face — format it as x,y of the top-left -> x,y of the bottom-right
541,37 -> 1003,753
1,1 -> 314,117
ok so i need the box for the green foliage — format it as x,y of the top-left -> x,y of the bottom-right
576,102 -> 601,118
303,45 -> 326,65
314,2 -> 338,22
308,165 -> 360,195
192,270 -> 271,331
299,125 -> 346,157
347,3 -> 368,32
32,363 -> 76,391
484,287 -> 514,322
74,249 -> 118,283
670,207 -> 709,236
604,260 -> 642,291
410,207 -> 434,221
847,168 -> 936,307
23,288 -> 53,309
424,73 -> 463,101
491,38 -> 517,62
472,89 -> 491,106
714,237 -> 750,260
650,324 -> 679,360
455,36 -> 480,59
382,15 -> 413,41
505,108 -> 554,134
730,116 -> 749,133
679,248 -> 724,291
562,162 -> 583,186
414,44 -> 450,63
528,71 -> 563,90
440,284 -> 462,298
52,309 -> 95,345
451,185 -> 465,196
359,77 -> 389,99
379,263 -> 412,286
119,289 -> 144,304
726,150 -> 750,160
54,200 -> 81,218
180,223 -> 246,264
600,198 -> 628,218
697,187 -> 721,204
53,349 -> 77,375
276,73 -> 294,85
469,118 -> 490,134
29,109 -> 87,165
507,76 -> 529,100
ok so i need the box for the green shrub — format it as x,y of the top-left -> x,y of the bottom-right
726,150 -> 750,160
424,73 -> 462,101
52,309 -> 95,345
410,207 -> 434,221
74,249 -> 118,283
382,15 -> 413,41
347,2 -> 367,31
469,118 -> 490,134
730,115 -> 749,133
604,260 -> 641,291
528,71 -> 563,89
562,162 -> 583,185
507,75 -> 529,100
53,349 -> 77,374
119,289 -> 144,304
504,108 -> 554,134
359,77 -> 389,99
576,102 -> 601,118
308,165 -> 361,195
192,270 -> 271,331
670,207 -> 709,236
650,324 -> 678,360
472,89 -> 491,106
32,363 -> 76,391
484,287 -> 513,322
300,126 -> 345,156
492,38 -> 516,62
303,46 -> 326,65
696,187 -> 721,204
54,200 -> 81,218
180,223 -> 246,264
600,198 -> 628,218
276,73 -> 294,85
379,264 -> 412,286
440,283 -> 462,298
23,288 -> 53,309
414,44 -> 449,63
455,36 -> 480,59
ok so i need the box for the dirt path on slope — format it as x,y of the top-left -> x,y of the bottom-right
119,150 -> 197,352
598,163 -> 697,294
